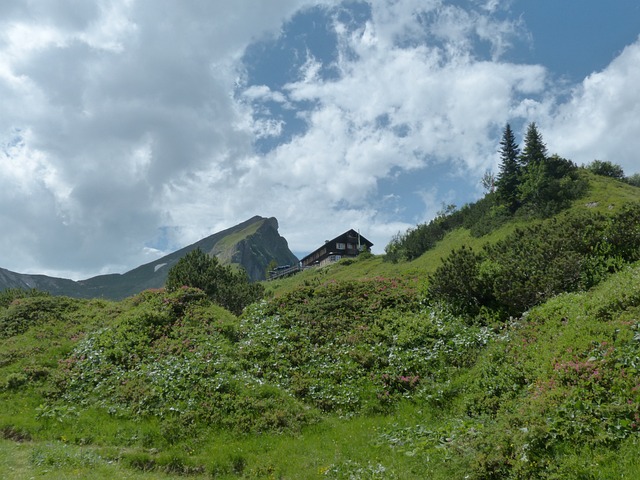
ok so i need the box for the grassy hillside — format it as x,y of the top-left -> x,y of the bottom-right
267,171 -> 640,297
1,173 -> 640,479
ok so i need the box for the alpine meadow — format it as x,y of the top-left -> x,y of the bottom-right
1,121 -> 640,479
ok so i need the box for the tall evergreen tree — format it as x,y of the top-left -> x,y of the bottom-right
518,123 -> 548,213
495,123 -> 521,212
520,122 -> 548,167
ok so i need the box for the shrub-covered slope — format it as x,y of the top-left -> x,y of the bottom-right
1,173 -> 640,478
2,264 -> 640,477
266,172 -> 640,297
383,263 -> 640,478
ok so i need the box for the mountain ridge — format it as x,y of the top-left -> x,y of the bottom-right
0,215 -> 297,299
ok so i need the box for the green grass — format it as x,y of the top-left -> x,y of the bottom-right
266,173 -> 640,299
214,220 -> 264,251
0,438 -> 198,479
0,406 -> 444,479
577,170 -> 640,211
2,174 -> 640,478
195,406 -> 438,479
212,220 -> 266,265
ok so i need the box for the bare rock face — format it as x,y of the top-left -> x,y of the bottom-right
229,218 -> 298,282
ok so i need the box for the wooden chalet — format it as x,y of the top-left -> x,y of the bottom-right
300,229 -> 373,268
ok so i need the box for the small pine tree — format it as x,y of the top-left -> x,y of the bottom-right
495,123 -> 521,212
519,122 -> 548,168
518,123 -> 553,213
166,248 -> 263,315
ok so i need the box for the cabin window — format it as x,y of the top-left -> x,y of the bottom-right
336,242 -> 346,250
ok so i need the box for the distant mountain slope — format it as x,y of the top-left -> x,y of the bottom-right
0,216 -> 298,300
0,268 -> 87,297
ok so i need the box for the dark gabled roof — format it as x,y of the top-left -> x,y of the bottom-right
330,229 -> 373,247
300,229 -> 373,264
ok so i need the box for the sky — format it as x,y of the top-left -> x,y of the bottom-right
1,0 -> 639,280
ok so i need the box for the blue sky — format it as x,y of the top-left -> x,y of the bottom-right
510,0 -> 640,81
1,0 -> 639,279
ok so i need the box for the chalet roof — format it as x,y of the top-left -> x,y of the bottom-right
300,229 -> 373,264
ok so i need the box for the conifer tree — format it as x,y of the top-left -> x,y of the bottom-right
495,123 -> 521,212
517,123 -> 585,215
519,122 -> 548,167
518,123 -> 549,212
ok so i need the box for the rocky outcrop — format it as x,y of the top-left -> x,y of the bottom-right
230,218 -> 299,281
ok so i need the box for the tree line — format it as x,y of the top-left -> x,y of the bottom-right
385,122 -> 637,263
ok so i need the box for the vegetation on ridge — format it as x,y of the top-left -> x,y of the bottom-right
428,202 -> 640,319
384,123 -> 640,265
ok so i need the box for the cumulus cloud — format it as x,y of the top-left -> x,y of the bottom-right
546,37 -> 640,175
1,0 -> 638,279
0,0 -> 337,277
233,0 -> 545,253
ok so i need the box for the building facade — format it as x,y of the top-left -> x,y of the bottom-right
300,229 -> 373,268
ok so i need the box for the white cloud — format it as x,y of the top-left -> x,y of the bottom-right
1,0 -> 638,279
230,1 -> 545,253
546,37 -> 640,175
0,0 -> 340,278
242,85 -> 288,104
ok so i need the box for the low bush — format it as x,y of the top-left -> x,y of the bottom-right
0,295 -> 80,338
56,287 -> 316,435
240,278 -> 492,414
0,288 -> 50,309
165,248 -> 264,315
586,160 -> 625,179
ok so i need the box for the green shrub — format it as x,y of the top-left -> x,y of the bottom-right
4,372 -> 28,390
518,155 -> 587,217
55,288 -> 315,435
428,204 -> 640,318
426,246 -> 492,318
165,248 -> 264,315
0,288 -> 50,309
586,160 -> 625,179
0,295 -> 79,338
627,173 -> 640,187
